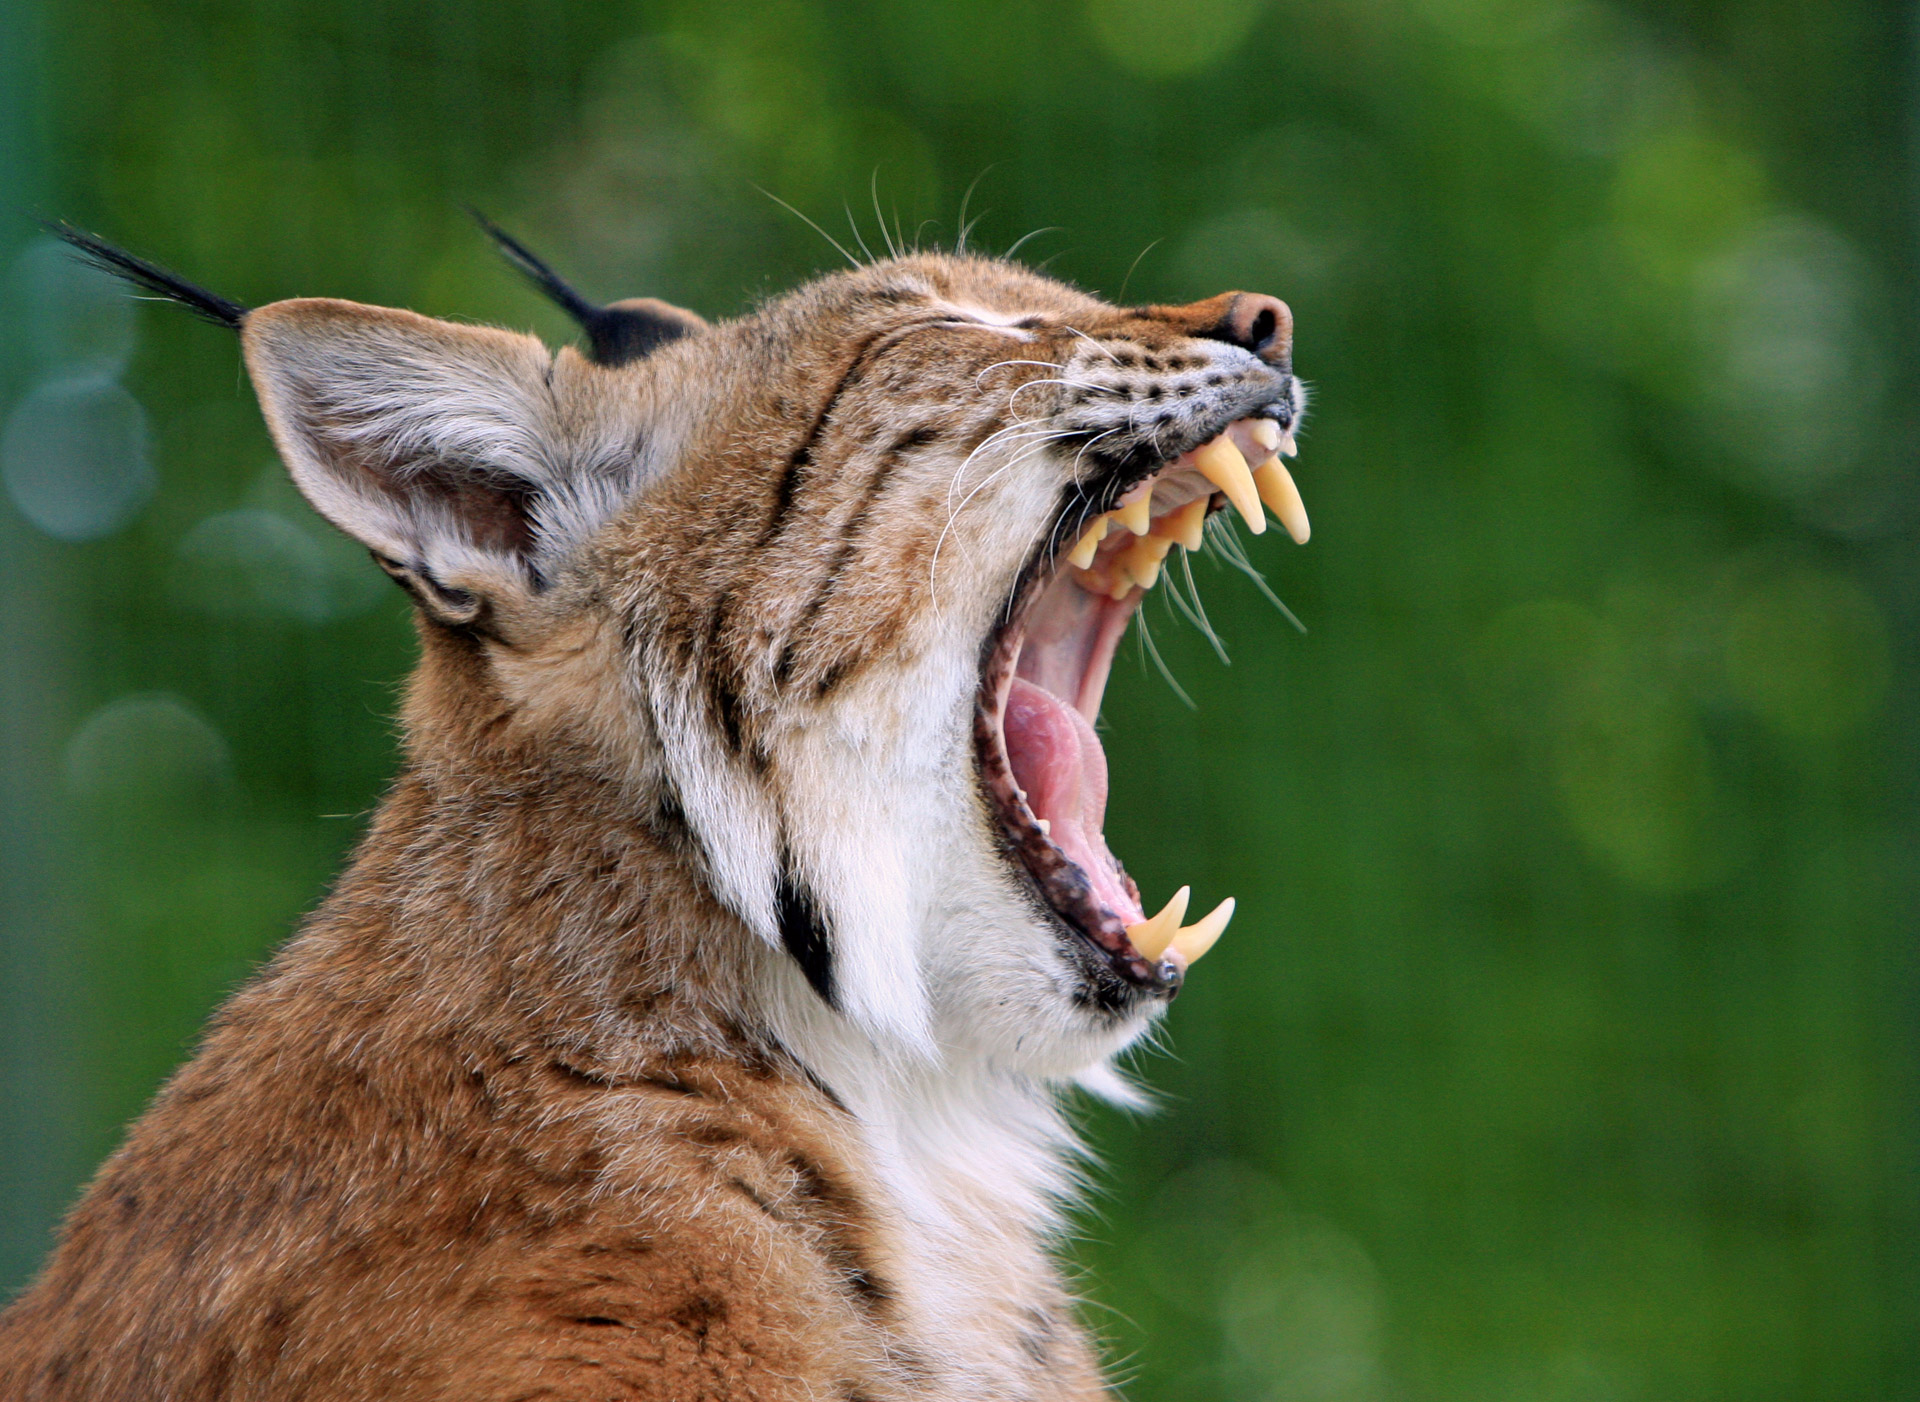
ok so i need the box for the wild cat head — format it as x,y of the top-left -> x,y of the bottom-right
59,223 -> 1309,1077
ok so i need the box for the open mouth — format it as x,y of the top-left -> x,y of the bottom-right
976,416 -> 1308,995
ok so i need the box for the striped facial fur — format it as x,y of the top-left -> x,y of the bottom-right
238,253 -> 1304,1070
3,232 -> 1314,1401
587,258 -> 1304,1070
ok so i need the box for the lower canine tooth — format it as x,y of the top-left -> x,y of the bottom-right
1252,458 -> 1310,544
1167,897 -> 1234,966
1125,886 -> 1191,962
1066,516 -> 1110,569
1194,437 -> 1266,536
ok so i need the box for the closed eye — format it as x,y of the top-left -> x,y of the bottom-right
930,301 -> 1048,341
930,318 -> 1035,343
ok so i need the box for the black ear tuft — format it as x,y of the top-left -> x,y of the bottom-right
587,297 -> 708,366
466,208 -> 705,368
464,207 -> 601,327
45,222 -> 248,330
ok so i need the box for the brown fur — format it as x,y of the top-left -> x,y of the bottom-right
0,253 -> 1296,1399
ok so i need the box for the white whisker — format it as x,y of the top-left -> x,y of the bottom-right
1003,226 -> 1062,261
930,431 -> 1074,599
974,358 -> 1067,388
1059,326 -> 1120,364
1168,546 -> 1231,664
1136,609 -> 1196,710
753,186 -> 860,269
1067,425 -> 1126,480
870,172 -> 902,260
1006,378 -> 1117,414
944,423 -> 1071,510
844,202 -> 877,264
1205,514 -> 1306,633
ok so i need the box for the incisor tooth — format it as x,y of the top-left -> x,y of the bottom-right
1156,497 -> 1208,551
1249,419 -> 1281,452
1194,436 -> 1265,536
1167,897 -> 1234,966
1125,886 -> 1191,962
1118,534 -> 1174,590
1066,515 -> 1110,569
1114,492 -> 1152,536
1279,430 -> 1298,458
1252,457 -> 1310,544
1035,817 -> 1051,836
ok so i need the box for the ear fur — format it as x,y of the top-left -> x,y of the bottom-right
242,300 -> 637,623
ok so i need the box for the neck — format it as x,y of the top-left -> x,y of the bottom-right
345,633 -> 1091,1258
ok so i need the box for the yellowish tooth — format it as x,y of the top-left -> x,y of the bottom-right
1249,419 -> 1281,452
1167,897 -> 1234,967
1118,534 -> 1174,591
1155,497 -> 1209,551
1193,436 -> 1265,536
1065,515 -> 1110,569
1279,430 -> 1298,458
1252,457 -> 1310,545
1106,574 -> 1135,601
1114,492 -> 1152,536
1125,886 -> 1191,962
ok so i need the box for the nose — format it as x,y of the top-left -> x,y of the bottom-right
1218,293 -> 1293,365
1144,290 -> 1295,368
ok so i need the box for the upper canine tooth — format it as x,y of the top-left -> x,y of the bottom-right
1194,437 -> 1265,536
1125,886 -> 1191,962
1156,498 -> 1209,551
1167,897 -> 1234,967
1249,419 -> 1281,452
1118,534 -> 1174,590
1066,515 -> 1110,569
1114,491 -> 1153,536
1252,458 -> 1310,544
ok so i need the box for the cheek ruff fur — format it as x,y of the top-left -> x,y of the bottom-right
3,228 -> 1309,1402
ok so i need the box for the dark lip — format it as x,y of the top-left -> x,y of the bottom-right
967,381 -> 1298,1000
966,457 -> 1232,998
1072,394 -> 1296,517
974,587 -> 1177,999
972,396 -> 1289,999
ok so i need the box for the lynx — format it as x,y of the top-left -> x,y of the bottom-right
0,221 -> 1307,1401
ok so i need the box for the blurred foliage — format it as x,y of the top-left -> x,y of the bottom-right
2,0 -> 1915,1397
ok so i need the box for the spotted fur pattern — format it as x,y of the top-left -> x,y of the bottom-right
0,254 -> 1302,1400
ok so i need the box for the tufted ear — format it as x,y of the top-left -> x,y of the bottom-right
467,211 -> 709,367
242,299 -> 636,627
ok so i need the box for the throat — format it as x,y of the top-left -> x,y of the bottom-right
1009,574 -> 1135,720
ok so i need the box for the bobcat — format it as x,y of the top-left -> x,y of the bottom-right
0,222 -> 1307,1401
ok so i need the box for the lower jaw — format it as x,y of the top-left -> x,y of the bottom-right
974,418 -> 1295,994
973,675 -> 1173,1000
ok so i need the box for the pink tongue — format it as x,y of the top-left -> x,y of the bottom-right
1003,678 -> 1143,924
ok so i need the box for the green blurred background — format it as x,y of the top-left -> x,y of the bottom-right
2,0 -> 1914,1396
